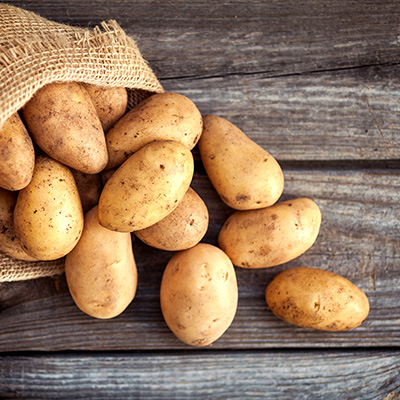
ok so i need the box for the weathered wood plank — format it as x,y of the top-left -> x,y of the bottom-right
0,168 -> 398,350
0,350 -> 399,399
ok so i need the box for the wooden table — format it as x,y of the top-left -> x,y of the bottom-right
1,1 -> 400,398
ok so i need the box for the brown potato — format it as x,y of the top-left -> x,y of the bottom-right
13,155 -> 84,260
160,243 -> 238,346
105,92 -> 202,169
0,188 -> 37,261
198,115 -> 284,210
218,198 -> 321,268
265,267 -> 370,331
65,205 -> 137,319
21,82 -> 107,174
134,187 -> 209,251
98,140 -> 194,232
71,169 -> 103,213
0,112 -> 35,191
82,84 -> 128,133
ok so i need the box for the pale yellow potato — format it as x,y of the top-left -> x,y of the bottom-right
0,112 -> 35,191
13,155 -> 84,260
98,140 -> 194,232
0,188 -> 37,261
198,115 -> 284,210
21,82 -> 107,174
160,243 -> 238,347
134,187 -> 209,251
218,198 -> 321,269
265,267 -> 370,331
71,169 -> 103,213
65,205 -> 137,319
83,84 -> 128,133
105,92 -> 203,169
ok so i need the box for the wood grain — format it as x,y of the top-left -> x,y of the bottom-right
0,168 -> 398,350
0,350 -> 399,399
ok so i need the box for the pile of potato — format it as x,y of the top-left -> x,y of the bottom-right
0,83 -> 369,346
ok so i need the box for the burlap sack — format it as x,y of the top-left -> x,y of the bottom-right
0,3 -> 164,282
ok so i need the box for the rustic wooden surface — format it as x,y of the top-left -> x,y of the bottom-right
1,1 -> 400,398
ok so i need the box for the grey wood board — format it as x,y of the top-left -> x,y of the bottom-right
0,168 -> 398,350
0,350 -> 399,399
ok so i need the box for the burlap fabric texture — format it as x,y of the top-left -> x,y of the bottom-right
0,3 -> 164,282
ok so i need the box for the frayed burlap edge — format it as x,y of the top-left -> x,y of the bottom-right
0,3 -> 164,282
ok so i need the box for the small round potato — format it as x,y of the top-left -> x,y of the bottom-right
265,267 -> 370,331
13,155 -> 84,260
0,112 -> 35,191
134,187 -> 209,251
98,140 -> 194,232
65,205 -> 137,319
160,243 -> 238,347
199,115 -> 284,210
218,198 -> 321,268
105,92 -> 203,169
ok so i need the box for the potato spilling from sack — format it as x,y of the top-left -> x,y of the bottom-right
265,267 -> 370,331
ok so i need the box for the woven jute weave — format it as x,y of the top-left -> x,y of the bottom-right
0,3 -> 164,282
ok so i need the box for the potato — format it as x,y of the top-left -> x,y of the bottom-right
65,205 -> 137,319
134,187 -> 209,251
13,155 -> 84,260
105,92 -> 202,169
82,84 -> 128,133
71,169 -> 103,213
160,243 -> 238,346
0,112 -> 35,191
218,198 -> 321,269
21,82 -> 107,174
98,140 -> 194,232
198,115 -> 284,210
265,267 -> 370,331
0,188 -> 37,261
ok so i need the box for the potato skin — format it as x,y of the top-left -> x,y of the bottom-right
65,205 -> 137,319
0,188 -> 37,261
134,187 -> 209,251
83,84 -> 128,133
13,155 -> 84,260
160,243 -> 238,346
218,198 -> 321,269
71,169 -> 103,213
198,115 -> 284,210
98,140 -> 194,232
0,112 -> 35,191
265,267 -> 370,331
105,92 -> 203,169
21,82 -> 107,174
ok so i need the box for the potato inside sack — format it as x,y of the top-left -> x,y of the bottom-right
265,267 -> 370,331
98,140 -> 194,232
105,92 -> 203,170
21,82 -> 108,174
218,198 -> 321,269
65,205 -> 137,319
134,187 -> 209,251
198,114 -> 284,210
160,243 -> 238,347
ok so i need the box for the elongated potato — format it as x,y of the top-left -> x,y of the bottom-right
0,188 -> 37,261
265,267 -> 370,331
199,115 -> 284,210
134,187 -> 209,251
218,198 -> 321,268
160,243 -> 238,346
65,205 -> 137,319
82,84 -> 128,133
105,92 -> 202,169
21,82 -> 107,174
0,112 -> 35,191
98,140 -> 194,232
13,155 -> 84,260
